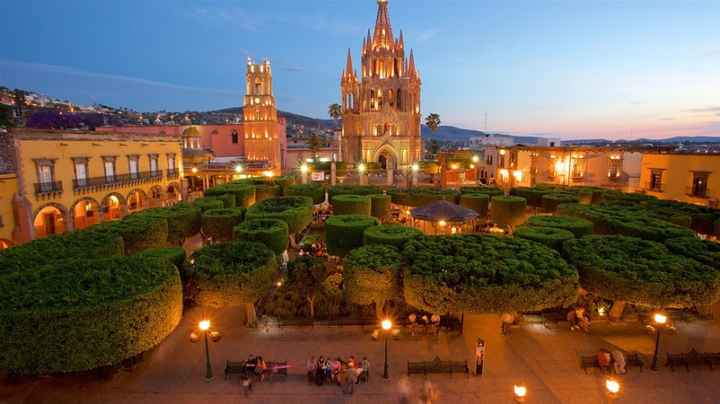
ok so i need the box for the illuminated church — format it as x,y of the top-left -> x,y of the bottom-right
340,0 -> 422,169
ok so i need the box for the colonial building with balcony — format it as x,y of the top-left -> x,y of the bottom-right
0,130 -> 183,246
639,152 -> 720,207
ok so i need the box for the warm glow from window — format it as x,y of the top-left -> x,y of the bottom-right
472,155 -> 480,163
411,163 -> 419,172
499,169 -> 509,178
499,149 -> 507,156
263,170 -> 274,178
513,170 -> 523,182
438,220 -> 447,227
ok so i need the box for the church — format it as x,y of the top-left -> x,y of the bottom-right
340,0 -> 422,170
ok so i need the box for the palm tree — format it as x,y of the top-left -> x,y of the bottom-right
328,103 -> 342,122
425,113 -> 441,132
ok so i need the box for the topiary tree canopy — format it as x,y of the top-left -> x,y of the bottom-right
287,184 -> 325,205
205,183 -> 256,208
190,240 -> 277,309
201,208 -> 245,242
460,186 -> 504,197
514,226 -> 575,251
344,244 -> 402,317
328,185 -> 382,202
332,194 -> 372,216
389,188 -> 460,207
325,214 -> 380,256
0,255 -> 183,375
664,237 -> 720,270
370,194 -> 391,220
140,203 -> 201,245
542,192 -> 580,213
233,218 -> 289,256
511,187 -> 551,207
491,195 -> 527,229
459,193 -> 490,217
92,213 -> 169,255
254,184 -> 282,202
564,235 -> 720,308
527,215 -> 593,238
402,235 -> 578,314
246,196 -> 313,235
193,197 -> 225,212
363,224 -> 423,249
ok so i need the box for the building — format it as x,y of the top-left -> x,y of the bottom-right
639,153 -> 720,207
468,134 -> 516,148
0,130 -> 183,247
340,0 -> 422,170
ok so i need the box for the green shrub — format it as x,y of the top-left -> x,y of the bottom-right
491,195 -> 527,228
363,224 -> 423,248
716,218 -> 720,237
333,194 -> 372,216
140,203 -> 201,245
328,185 -> 382,202
370,194 -> 391,220
511,187 -> 551,207
515,226 -> 575,250
201,208 -> 245,242
205,184 -> 256,208
287,184 -> 325,205
193,197 -> 225,212
542,192 -> 580,213
137,247 -> 187,274
664,237 -> 720,269
389,188 -> 460,207
563,235 -> 720,307
191,240 -> 277,307
216,193 -> 237,208
93,213 -> 169,255
325,214 -> 380,256
459,193 -> 490,216
233,219 -> 289,256
245,196 -> 313,235
527,215 -> 593,238
460,186 -> 504,197
402,235 -> 578,314
0,255 -> 183,374
254,184 -> 281,202
0,229 -> 124,276
344,245 -> 402,311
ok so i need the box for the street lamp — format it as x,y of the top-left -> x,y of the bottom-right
513,384 -> 527,402
650,312 -> 668,371
381,318 -> 393,379
190,319 -> 222,381
300,163 -> 309,174
358,163 -> 366,174
605,378 -> 621,401
234,164 -> 243,174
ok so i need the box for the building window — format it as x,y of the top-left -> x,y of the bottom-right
232,130 -> 239,144
691,172 -> 709,198
649,170 -> 663,192
571,158 -> 586,179
72,157 -> 89,186
167,154 -> 176,172
149,154 -> 159,175
35,160 -> 55,192
128,155 -> 139,179
104,156 -> 117,182
608,158 -> 622,178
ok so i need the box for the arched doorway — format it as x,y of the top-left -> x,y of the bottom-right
0,239 -> 13,250
167,182 -> 181,205
376,147 -> 397,171
149,185 -> 163,208
127,189 -> 147,213
33,204 -> 67,238
103,193 -> 125,221
72,198 -> 100,230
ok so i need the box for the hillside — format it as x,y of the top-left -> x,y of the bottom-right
213,107 -> 339,130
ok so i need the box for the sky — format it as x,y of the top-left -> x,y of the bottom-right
1,0 -> 720,140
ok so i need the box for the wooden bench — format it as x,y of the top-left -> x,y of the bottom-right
626,353 -> 644,372
407,356 -> 468,376
704,352 -> 720,370
667,349 -> 707,372
225,360 -> 247,380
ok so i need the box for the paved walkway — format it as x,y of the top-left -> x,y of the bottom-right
1,307 -> 719,404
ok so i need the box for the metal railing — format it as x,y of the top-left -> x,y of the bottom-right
73,171 -> 164,193
166,169 -> 179,179
34,181 -> 63,196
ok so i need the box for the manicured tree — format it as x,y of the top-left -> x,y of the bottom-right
287,255 -> 328,319
141,203 -> 202,245
245,196 -> 314,237
201,208 -> 245,243
0,255 -> 183,374
491,195 -> 527,230
254,184 -> 282,203
459,193 -> 490,217
287,183 -> 325,205
333,194 -> 372,216
664,237 -> 720,270
233,218 -> 289,256
137,247 -> 188,279
93,213 -> 169,255
542,192 -> 580,213
192,197 -> 225,212
191,240 -> 277,326
389,188 -> 460,207
402,235 -> 578,314
325,214 -> 380,256
205,184 -> 256,208
716,218 -> 720,237
363,224 -> 423,249
514,226 -> 575,251
460,186 -> 504,197
344,244 -> 402,318
369,194 -> 391,221
564,235 -> 720,319
511,187 -> 550,208
527,215 -> 594,238
216,193 -> 237,208
328,185 -> 382,202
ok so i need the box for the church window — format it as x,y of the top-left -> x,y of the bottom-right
231,130 -> 238,144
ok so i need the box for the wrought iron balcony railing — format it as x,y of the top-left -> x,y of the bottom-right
34,181 -> 63,197
166,169 -> 179,180
73,171 -> 163,193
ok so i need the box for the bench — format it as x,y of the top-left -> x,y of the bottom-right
626,353 -> 644,372
667,350 -> 720,372
407,356 -> 468,376
704,352 -> 720,370
225,360 -> 289,381
225,360 -> 247,380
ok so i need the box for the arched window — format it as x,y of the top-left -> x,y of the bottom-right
396,88 -> 402,110
231,130 -> 239,144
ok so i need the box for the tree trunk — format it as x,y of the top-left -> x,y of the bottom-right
375,299 -> 386,320
307,296 -> 315,320
289,234 -> 297,249
244,303 -> 257,328
609,300 -> 626,321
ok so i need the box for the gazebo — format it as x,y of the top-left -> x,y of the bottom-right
410,200 -> 480,235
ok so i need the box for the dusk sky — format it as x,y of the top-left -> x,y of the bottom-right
1,0 -> 719,140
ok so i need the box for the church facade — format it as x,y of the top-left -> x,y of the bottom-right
340,0 -> 422,170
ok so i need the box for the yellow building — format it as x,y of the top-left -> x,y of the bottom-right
0,173 -> 17,248
0,130 -> 183,246
640,153 -> 720,207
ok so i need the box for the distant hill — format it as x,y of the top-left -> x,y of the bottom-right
566,136 -> 720,145
213,107 -> 339,130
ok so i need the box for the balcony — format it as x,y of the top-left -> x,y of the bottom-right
73,171 -> 164,193
686,186 -> 711,199
166,169 -> 179,180
34,181 -> 63,198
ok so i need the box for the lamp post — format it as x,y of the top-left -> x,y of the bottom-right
381,318 -> 392,379
605,378 -> 620,403
358,163 -> 367,185
190,319 -> 222,382
513,384 -> 527,402
472,155 -> 480,184
650,312 -> 668,371
411,163 -> 419,188
300,163 -> 309,184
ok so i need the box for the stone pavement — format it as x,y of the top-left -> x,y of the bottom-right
1,306 -> 720,404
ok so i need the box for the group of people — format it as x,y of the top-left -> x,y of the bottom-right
597,349 -> 627,375
306,355 -> 369,392
298,240 -> 327,257
407,313 -> 441,336
567,305 -> 591,332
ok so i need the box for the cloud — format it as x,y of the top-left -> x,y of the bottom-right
417,28 -> 440,42
659,117 -> 674,121
685,106 -> 720,114
0,59 -> 244,97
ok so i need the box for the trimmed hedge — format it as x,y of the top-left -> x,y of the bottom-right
527,215 -> 593,238
363,224 -> 423,248
511,187 -> 551,207
664,237 -> 720,270
515,226 -> 575,251
328,185 -> 382,202
205,184 -> 256,208
333,194 -> 372,216
542,192 -> 580,213
459,193 -> 490,217
325,214 -> 380,256
287,184 -> 325,205
233,218 -> 289,256
389,188 -> 460,207
0,255 -> 183,375
93,213 -> 169,255
370,194 -> 391,220
137,247 -> 187,277
716,218 -> 720,237
216,193 -> 237,208
193,197 -> 225,213
191,240 -> 277,308
491,195 -> 527,228
343,244 -> 402,309
564,235 -> 720,308
402,235 -> 578,314
254,184 -> 282,202
246,196 -> 313,235
141,203 -> 201,245
460,186 -> 504,197
0,229 -> 124,276
201,208 -> 245,242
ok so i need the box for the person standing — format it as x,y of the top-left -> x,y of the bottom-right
475,339 -> 486,376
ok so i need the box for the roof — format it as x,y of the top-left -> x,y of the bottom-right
411,200 -> 479,222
